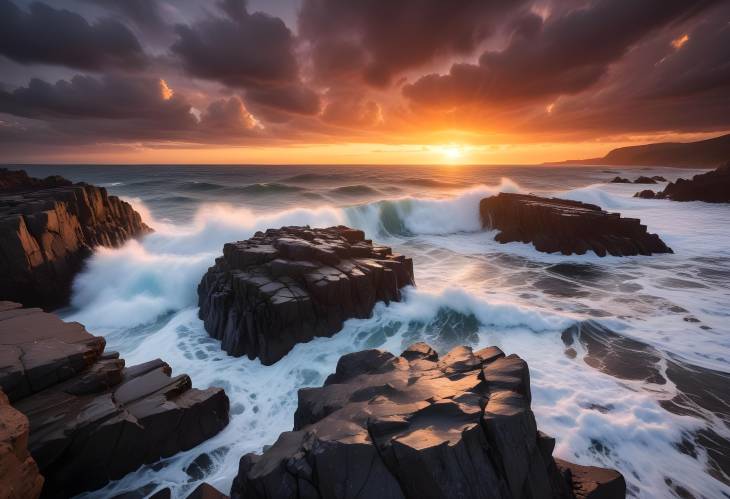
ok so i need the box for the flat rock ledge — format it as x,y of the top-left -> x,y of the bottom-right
479,193 -> 672,256
198,226 -> 414,365
633,162 -> 730,203
0,168 -> 151,309
0,302 -> 230,498
230,342 -> 626,499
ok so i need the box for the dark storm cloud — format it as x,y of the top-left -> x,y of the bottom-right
171,0 -> 299,87
0,75 -> 192,121
82,0 -> 166,35
298,0 -> 529,87
403,0 -> 720,108
0,0 -> 146,70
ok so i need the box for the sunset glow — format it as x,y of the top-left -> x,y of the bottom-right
0,1 -> 727,164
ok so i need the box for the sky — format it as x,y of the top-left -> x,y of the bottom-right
0,0 -> 728,164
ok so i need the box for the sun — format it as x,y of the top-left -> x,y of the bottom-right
429,144 -> 464,163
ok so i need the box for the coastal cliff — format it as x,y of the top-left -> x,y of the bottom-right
0,168 -> 151,309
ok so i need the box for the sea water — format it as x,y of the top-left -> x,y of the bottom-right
19,164 -> 730,498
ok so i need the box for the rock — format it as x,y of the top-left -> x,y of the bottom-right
198,226 -> 414,365
479,193 -> 672,256
642,162 -> 730,203
651,176 -> 667,182
230,343 -> 625,499
609,177 -> 631,183
0,303 -> 230,498
186,483 -> 229,499
555,459 -> 627,499
0,388 -> 44,499
632,176 -> 657,184
633,189 -> 657,199
0,168 -> 152,309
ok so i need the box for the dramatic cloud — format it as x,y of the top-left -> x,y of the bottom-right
298,0 -> 529,87
0,0 -> 728,159
0,0 -> 146,70
403,0 -> 720,108
172,1 -> 298,87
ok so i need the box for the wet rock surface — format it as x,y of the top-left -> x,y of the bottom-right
562,321 -> 730,487
633,163 -> 730,202
230,342 -> 625,499
0,387 -> 44,499
0,168 -> 151,309
198,226 -> 414,365
479,193 -> 672,256
0,302 -> 230,498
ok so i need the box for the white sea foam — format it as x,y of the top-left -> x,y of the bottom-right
65,175 -> 730,498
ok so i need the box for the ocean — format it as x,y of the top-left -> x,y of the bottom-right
19,164 -> 730,498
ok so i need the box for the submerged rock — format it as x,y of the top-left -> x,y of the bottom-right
479,193 -> 672,256
610,177 -> 631,183
637,163 -> 730,203
0,388 -> 44,499
0,302 -> 230,498
230,342 -> 625,499
632,176 -> 657,184
198,226 -> 414,365
0,168 -> 151,309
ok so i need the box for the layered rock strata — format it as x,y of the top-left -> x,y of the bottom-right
0,302 -> 229,498
231,342 -> 625,499
479,193 -> 672,256
198,226 -> 414,365
633,163 -> 730,202
0,168 -> 151,309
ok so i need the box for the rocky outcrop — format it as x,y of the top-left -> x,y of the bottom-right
0,302 -> 230,498
633,163 -> 730,202
230,342 -> 625,499
198,226 -> 414,365
0,388 -> 44,499
0,168 -> 151,309
479,193 -> 672,256
609,177 -> 631,184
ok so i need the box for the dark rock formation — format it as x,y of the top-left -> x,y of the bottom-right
187,483 -> 229,499
633,190 -> 656,199
634,163 -> 730,203
0,168 -> 151,309
632,176 -> 657,184
651,176 -> 667,182
198,226 -> 414,365
609,177 -> 631,183
230,342 -> 625,499
0,388 -> 44,499
479,193 -> 672,256
0,302 -> 230,498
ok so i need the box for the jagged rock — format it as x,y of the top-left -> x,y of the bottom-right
0,168 -> 151,309
230,343 -> 625,499
632,176 -> 657,184
651,176 -> 667,182
637,162 -> 730,203
198,226 -> 414,365
0,388 -> 44,499
0,302 -> 230,498
609,177 -> 631,183
479,193 -> 672,256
